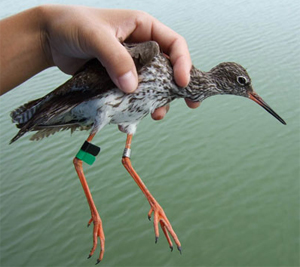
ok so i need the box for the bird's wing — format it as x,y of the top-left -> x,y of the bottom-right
11,41 -> 161,127
11,59 -> 114,125
124,41 -> 160,71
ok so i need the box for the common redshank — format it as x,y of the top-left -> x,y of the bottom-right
10,41 -> 286,263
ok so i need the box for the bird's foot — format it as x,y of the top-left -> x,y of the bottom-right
86,213 -> 105,264
147,202 -> 181,253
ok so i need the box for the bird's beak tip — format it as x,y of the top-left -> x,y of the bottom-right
248,92 -> 286,125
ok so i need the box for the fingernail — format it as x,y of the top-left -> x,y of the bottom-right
117,71 -> 137,93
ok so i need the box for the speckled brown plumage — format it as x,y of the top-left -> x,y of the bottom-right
11,41 -> 286,144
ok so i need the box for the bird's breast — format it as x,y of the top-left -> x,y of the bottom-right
71,57 -> 177,127
100,80 -> 174,125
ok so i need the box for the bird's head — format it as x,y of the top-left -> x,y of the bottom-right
209,62 -> 286,125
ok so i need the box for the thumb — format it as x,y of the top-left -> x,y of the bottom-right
91,34 -> 138,93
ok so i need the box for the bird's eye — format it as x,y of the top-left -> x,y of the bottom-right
237,76 -> 248,86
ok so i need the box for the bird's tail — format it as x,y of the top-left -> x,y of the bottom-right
9,127 -> 29,144
10,97 -> 47,144
10,97 -> 48,126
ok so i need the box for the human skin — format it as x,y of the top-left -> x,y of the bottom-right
0,5 -> 200,119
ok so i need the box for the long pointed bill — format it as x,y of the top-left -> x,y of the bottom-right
248,92 -> 286,125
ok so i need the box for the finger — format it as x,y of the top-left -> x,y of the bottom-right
151,105 -> 170,120
87,29 -> 138,93
185,99 -> 201,109
172,52 -> 191,88
127,13 -> 191,88
151,21 -> 191,87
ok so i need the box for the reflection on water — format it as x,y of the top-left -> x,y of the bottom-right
0,0 -> 299,266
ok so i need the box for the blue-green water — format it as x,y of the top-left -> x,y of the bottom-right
0,0 -> 299,266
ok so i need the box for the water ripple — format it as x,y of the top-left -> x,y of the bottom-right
1,0 -> 299,266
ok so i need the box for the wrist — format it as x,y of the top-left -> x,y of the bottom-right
0,6 -> 53,94
36,5 -> 55,68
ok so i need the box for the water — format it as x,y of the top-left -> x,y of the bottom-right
0,0 -> 299,266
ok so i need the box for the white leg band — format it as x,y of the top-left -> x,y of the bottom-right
123,148 -> 131,158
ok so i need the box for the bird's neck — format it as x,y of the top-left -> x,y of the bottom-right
173,66 -> 222,102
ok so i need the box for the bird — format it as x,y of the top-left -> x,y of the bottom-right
10,41 -> 286,263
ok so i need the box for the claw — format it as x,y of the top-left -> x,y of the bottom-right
177,246 -> 182,254
87,218 -> 93,227
87,254 -> 92,259
170,246 -> 173,252
155,236 -> 159,244
148,207 -> 153,221
96,259 -> 101,265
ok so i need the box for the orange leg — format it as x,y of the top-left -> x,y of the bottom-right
73,133 -> 105,264
122,134 -> 181,253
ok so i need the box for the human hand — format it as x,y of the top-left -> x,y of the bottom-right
41,5 -> 200,119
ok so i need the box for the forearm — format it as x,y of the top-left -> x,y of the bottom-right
0,6 -> 52,95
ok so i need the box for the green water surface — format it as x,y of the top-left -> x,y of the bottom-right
0,0 -> 299,266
